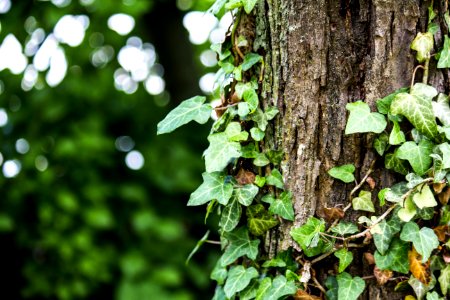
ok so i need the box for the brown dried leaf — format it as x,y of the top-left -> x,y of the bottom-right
374,266 -> 393,285
364,252 -> 375,265
408,247 -> 431,285
433,225 -> 449,242
438,187 -> 450,205
433,182 -> 447,194
322,207 -> 344,221
235,168 -> 255,185
293,289 -> 322,300
366,176 -> 376,189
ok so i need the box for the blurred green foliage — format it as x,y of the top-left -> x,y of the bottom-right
0,0 -> 220,299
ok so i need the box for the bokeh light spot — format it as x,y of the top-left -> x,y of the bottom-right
125,150 -> 144,170
3,160 -> 21,178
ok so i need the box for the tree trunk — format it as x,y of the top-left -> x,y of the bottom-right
252,0 -> 446,298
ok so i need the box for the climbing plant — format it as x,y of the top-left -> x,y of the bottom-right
158,1 -> 449,299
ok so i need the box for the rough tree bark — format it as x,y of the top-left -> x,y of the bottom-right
247,0 -> 447,298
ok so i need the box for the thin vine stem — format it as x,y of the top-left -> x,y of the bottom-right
411,64 -> 424,88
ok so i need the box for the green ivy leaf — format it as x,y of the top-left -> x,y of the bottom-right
265,107 -> 279,120
212,286 -> 226,300
247,204 -> 279,236
336,272 -> 365,300
263,275 -> 297,300
345,101 -> 387,134
389,120 -> 406,145
412,184 -> 437,209
374,133 -> 389,156
327,164 -> 355,183
243,89 -> 259,113
220,227 -> 260,266
255,277 -> 272,300
330,222 -> 359,235
224,265 -> 259,298
385,151 -> 409,175
220,198 -> 242,232
265,150 -> 284,165
242,52 -> 262,71
207,0 -> 227,14
426,291 -> 441,300
250,127 -> 265,141
374,238 -> 409,274
225,0 -> 243,10
334,249 -> 353,273
262,257 -> 287,268
406,173 -> 426,189
390,83 -> 438,140
352,190 -> 375,212
325,276 -> 338,300
157,96 -> 211,134
269,191 -> 294,221
254,175 -> 266,187
438,35 -> 450,68
186,230 -> 210,264
290,217 -> 325,253
398,196 -> 417,222
241,143 -> 258,158
234,184 -> 259,206
408,276 -> 431,300
385,182 -> 408,203
400,222 -> 439,263
251,108 -> 269,131
437,143 -> 450,169
372,218 -> 401,255
211,260 -> 228,285
396,140 -> 433,176
205,123 -> 244,172
240,280 -> 258,300
432,93 -> 450,126
253,153 -> 270,166
188,172 -> 233,206
376,88 -> 409,114
439,264 -> 450,296
266,169 -> 284,189
411,32 -> 434,63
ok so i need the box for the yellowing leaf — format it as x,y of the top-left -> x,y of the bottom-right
408,247 -> 431,285
352,190 -> 375,212
412,185 -> 438,209
411,32 -> 433,62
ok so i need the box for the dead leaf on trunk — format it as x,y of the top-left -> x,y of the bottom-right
433,182 -> 446,194
408,247 -> 431,285
322,207 -> 344,221
293,289 -> 322,300
235,168 -> 255,185
364,252 -> 375,265
366,176 -> 376,189
433,225 -> 449,242
438,187 -> 450,205
373,266 -> 393,285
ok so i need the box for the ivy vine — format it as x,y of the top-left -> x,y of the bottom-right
158,1 -> 450,300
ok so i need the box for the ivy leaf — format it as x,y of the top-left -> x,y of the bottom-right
240,280 -> 258,300
255,277 -> 272,300
325,276 -> 338,300
220,198 -> 242,232
220,227 -> 260,266
328,164 -> 355,183
207,0 -> 227,14
330,222 -> 359,235
205,124 -> 243,173
234,184 -> 259,206
265,107 -> 279,120
426,291 -> 441,300
376,88 -> 409,114
398,196 -> 417,222
253,153 -> 270,166
352,190 -> 375,212
345,101 -> 387,134
243,89 -> 259,113
263,275 -> 297,300
290,217 -> 325,255
437,143 -> 450,169
438,35 -> 450,68
336,272 -> 365,300
224,265 -> 259,298
409,247 -> 431,285
212,286 -> 226,300
389,120 -> 406,145
242,53 -> 262,71
269,191 -> 294,221
251,108 -> 269,131
334,249 -> 353,273
412,184 -> 438,209
157,96 -> 211,134
374,238 -> 410,274
385,182 -> 408,203
242,0 -> 258,14
408,276 -> 431,300
250,127 -> 265,141
400,222 -> 439,262
432,93 -> 450,126
385,151 -> 409,175
188,172 -> 233,206
211,260 -> 228,285
396,140 -> 433,176
411,32 -> 434,63
247,204 -> 279,236
374,133 -> 389,156
262,257 -> 286,268
265,150 -> 284,165
266,169 -> 284,189
372,218 -> 402,255
439,264 -> 450,296
390,84 -> 438,140
406,173 -> 426,189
